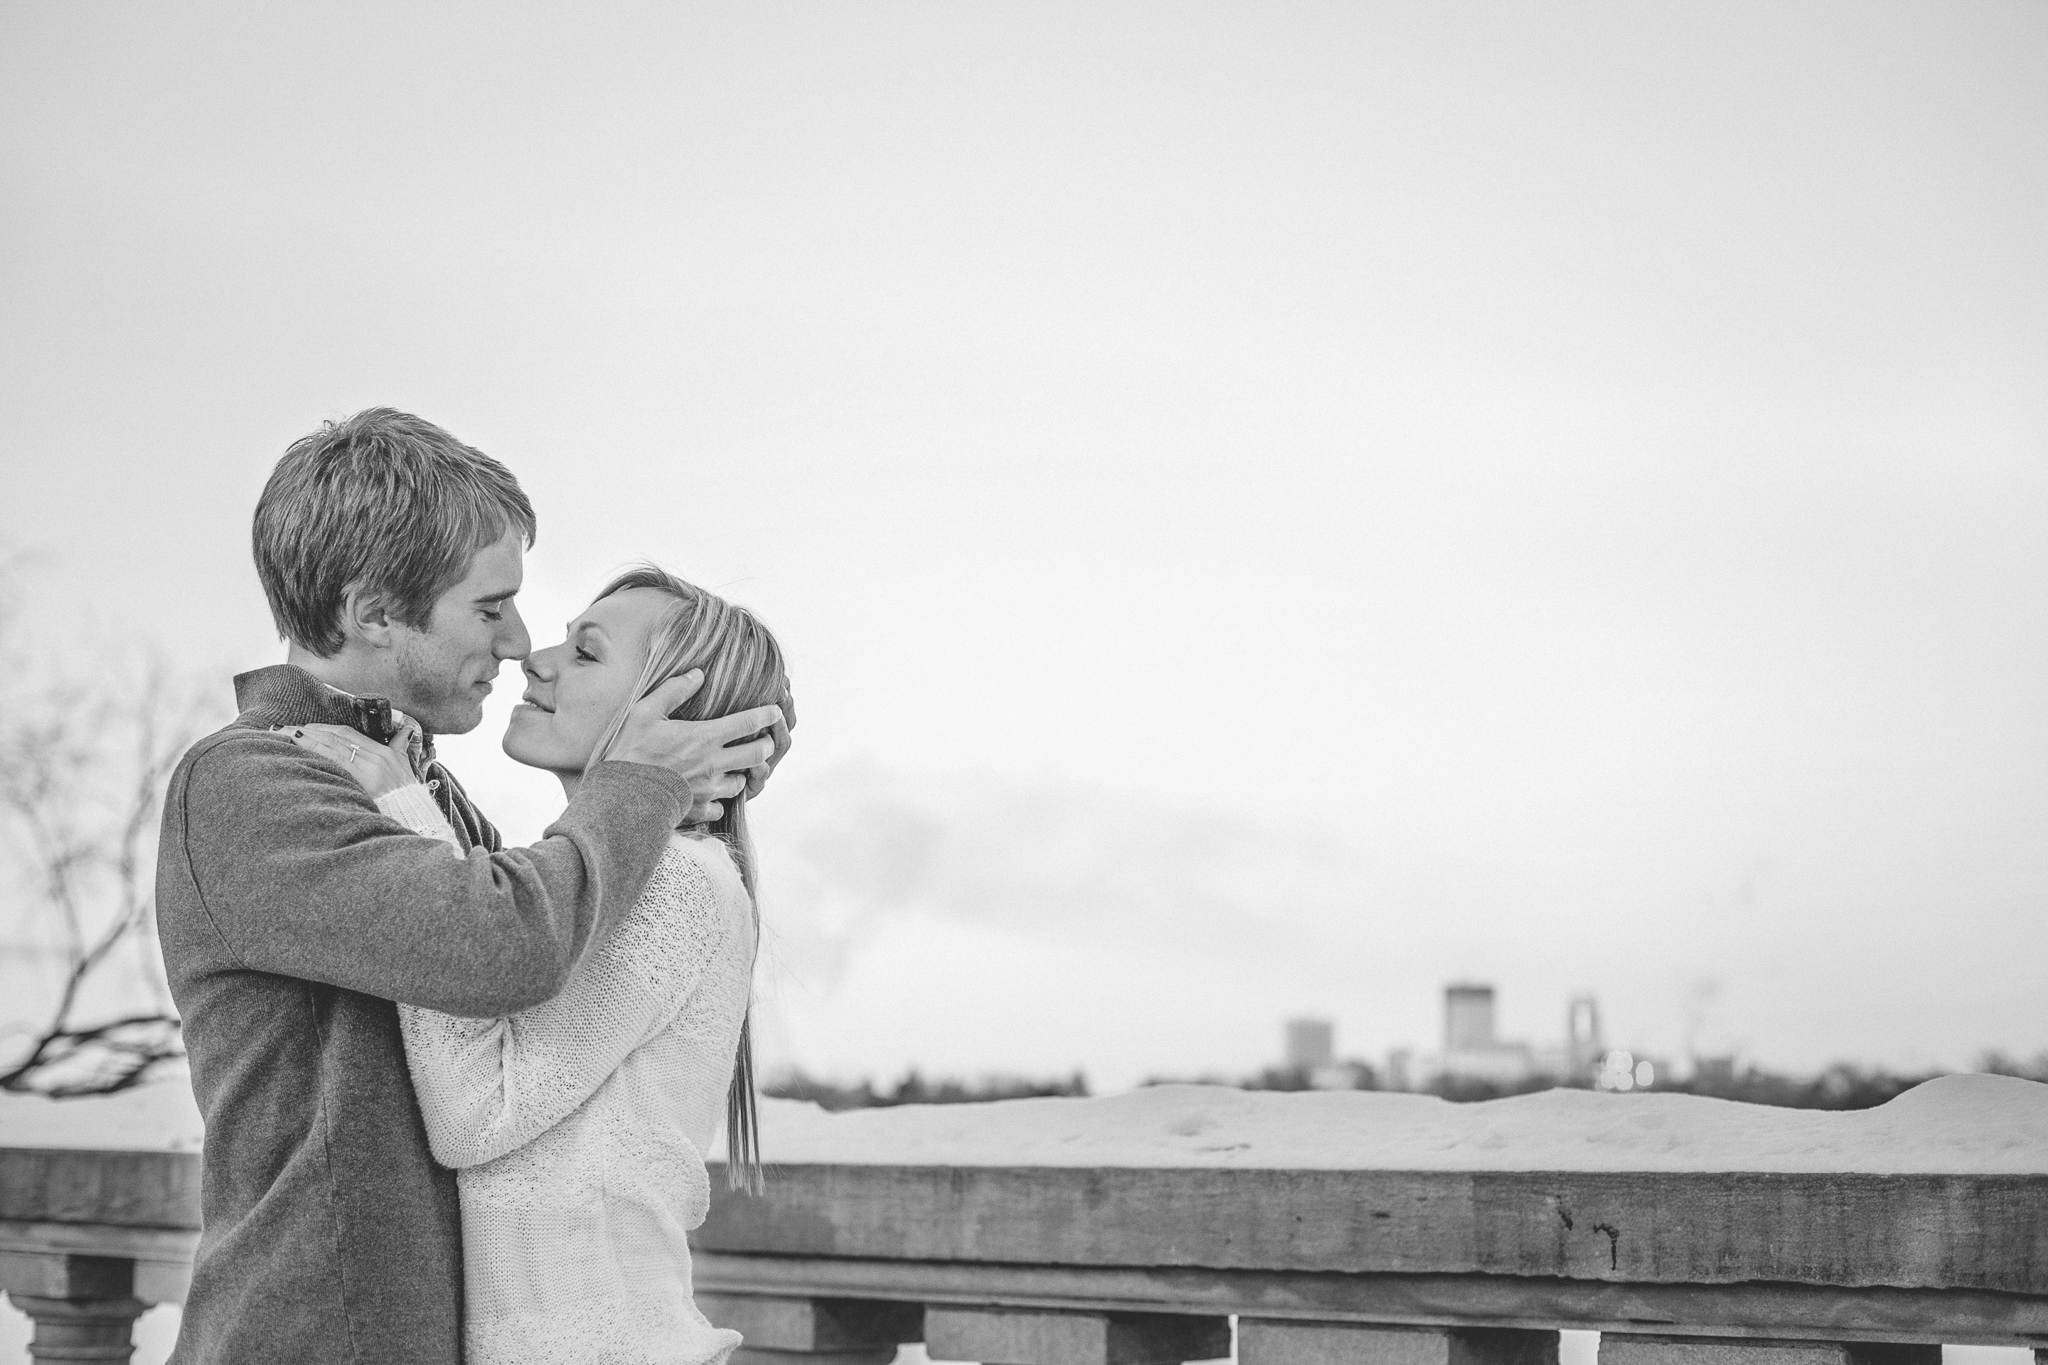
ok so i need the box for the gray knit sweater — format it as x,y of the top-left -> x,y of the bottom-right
156,665 -> 692,1365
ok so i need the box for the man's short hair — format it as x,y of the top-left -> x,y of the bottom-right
253,408 -> 537,656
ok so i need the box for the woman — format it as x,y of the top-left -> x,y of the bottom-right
291,564 -> 789,1365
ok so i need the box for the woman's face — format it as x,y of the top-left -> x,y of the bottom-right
502,587 -> 672,775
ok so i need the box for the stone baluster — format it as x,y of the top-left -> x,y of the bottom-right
1239,1320 -> 1558,1365
1600,1336 -> 1940,1365
925,1305 -> 1231,1365
702,1292 -> 924,1365
0,1251 -> 148,1364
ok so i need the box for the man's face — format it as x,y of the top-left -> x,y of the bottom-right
387,527 -> 530,734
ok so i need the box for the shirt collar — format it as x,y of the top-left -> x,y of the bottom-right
232,664 -> 435,775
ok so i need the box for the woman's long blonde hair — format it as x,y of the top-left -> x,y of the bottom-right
580,564 -> 791,1196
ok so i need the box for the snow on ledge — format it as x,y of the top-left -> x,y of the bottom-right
5,1073 -> 2045,1175
734,1074 -> 2048,1173
0,1079 -> 204,1152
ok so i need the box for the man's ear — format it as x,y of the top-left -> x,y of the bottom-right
339,584 -> 399,651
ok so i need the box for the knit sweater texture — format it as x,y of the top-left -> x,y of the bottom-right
381,786 -> 752,1365
155,664 -> 692,1365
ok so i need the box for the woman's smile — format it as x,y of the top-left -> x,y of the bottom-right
499,586 -> 675,782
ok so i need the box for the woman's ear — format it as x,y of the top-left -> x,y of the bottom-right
340,584 -> 398,651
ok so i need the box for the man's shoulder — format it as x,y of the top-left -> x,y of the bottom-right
173,719 -> 298,787
159,724 -> 329,915
169,720 -> 362,825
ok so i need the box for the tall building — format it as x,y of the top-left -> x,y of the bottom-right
1440,983 -> 1538,1085
1566,994 -> 1604,1077
1444,983 -> 1496,1051
1386,985 -> 1640,1091
1285,1017 -> 1335,1070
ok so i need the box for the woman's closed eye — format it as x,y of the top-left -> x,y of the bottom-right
575,645 -> 598,663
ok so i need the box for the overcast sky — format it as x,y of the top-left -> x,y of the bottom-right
3,2 -> 2044,1090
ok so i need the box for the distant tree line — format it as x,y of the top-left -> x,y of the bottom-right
1142,1051 -> 2048,1111
764,1068 -> 1090,1111
761,1056 -> 2044,1113
740,1045 -> 2048,1114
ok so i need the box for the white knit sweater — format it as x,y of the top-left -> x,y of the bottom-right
377,784 -> 754,1365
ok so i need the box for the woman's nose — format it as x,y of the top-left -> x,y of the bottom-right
524,649 -> 555,683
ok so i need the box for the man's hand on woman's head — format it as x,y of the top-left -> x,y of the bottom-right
743,688 -> 796,801
744,712 -> 794,801
608,669 -> 786,824
282,723 -> 415,799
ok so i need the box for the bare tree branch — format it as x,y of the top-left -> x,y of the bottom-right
0,587 -> 222,1096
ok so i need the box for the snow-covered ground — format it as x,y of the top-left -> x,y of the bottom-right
0,1077 -> 204,1152
730,1073 -> 2048,1172
6,1071 -> 2047,1171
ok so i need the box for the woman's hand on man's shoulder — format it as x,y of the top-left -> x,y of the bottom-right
278,722 -> 415,799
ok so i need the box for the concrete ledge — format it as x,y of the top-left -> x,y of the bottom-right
0,1150 -> 200,1229
698,1164 -> 2048,1294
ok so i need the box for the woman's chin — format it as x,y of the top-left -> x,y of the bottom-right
501,731 -> 582,776
499,727 -> 547,770
502,710 -> 596,776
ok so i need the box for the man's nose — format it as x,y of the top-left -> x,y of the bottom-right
497,603 -> 533,661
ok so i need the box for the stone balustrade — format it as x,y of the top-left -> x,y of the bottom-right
0,1148 -> 197,1362
4,1138 -> 2044,1365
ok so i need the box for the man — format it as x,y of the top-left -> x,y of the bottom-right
156,408 -> 787,1364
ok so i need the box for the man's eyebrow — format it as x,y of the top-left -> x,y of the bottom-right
473,588 -> 520,605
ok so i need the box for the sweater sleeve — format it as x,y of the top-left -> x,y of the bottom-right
397,839 -> 735,1168
170,731 -> 694,1017
376,784 -> 463,852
